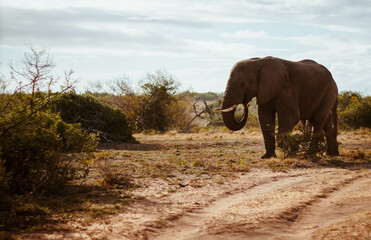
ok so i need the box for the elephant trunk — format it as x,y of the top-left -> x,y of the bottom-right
221,100 -> 248,131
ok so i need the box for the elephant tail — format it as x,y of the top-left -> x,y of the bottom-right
332,99 -> 338,136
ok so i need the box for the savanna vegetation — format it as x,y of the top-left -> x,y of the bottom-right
0,48 -> 370,239
338,90 -> 371,129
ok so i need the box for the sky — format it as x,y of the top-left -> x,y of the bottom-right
1,0 -> 371,94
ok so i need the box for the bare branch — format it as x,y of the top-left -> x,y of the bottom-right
109,75 -> 133,96
185,100 -> 214,131
0,46 -> 78,136
85,80 -> 106,94
62,69 -> 78,91
9,46 -> 56,94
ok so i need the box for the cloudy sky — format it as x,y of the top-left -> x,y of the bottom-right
1,0 -> 370,94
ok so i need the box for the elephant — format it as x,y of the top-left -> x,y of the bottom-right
219,57 -> 339,158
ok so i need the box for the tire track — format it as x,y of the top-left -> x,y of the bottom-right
154,173 -> 312,240
271,172 -> 371,240
154,170 -> 370,240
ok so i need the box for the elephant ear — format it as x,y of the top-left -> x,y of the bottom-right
257,59 -> 287,105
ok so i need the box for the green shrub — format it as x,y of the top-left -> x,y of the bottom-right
0,110 -> 97,194
136,70 -> 181,132
51,92 -> 135,142
339,98 -> 371,129
338,91 -> 371,129
338,91 -> 363,112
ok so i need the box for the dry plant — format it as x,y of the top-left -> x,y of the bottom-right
95,153 -> 134,189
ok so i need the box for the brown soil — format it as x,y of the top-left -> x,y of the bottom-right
16,129 -> 371,240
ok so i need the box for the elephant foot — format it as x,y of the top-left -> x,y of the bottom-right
261,152 -> 277,159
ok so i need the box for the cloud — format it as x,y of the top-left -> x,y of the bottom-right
0,6 -> 211,48
1,0 -> 370,94
222,30 -> 267,39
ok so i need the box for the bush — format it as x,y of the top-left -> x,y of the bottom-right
115,70 -> 192,132
51,92 -> 136,142
0,47 -> 98,197
338,91 -> 371,129
338,91 -> 363,112
136,71 -> 179,132
277,132 -> 327,158
339,98 -> 371,129
0,110 -> 97,194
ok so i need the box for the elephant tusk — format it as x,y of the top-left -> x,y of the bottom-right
220,104 -> 238,112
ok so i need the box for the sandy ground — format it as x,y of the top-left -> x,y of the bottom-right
17,130 -> 371,240
153,169 -> 370,240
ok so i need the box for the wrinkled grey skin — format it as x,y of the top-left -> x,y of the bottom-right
221,57 -> 339,158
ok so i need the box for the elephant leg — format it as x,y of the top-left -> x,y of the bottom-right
258,103 -> 276,159
308,117 -> 328,156
309,96 -> 334,156
323,114 -> 339,156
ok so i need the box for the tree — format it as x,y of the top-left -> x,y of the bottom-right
137,70 -> 180,131
109,75 -> 141,129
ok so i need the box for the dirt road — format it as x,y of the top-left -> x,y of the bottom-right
28,168 -> 369,240
154,169 -> 370,240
